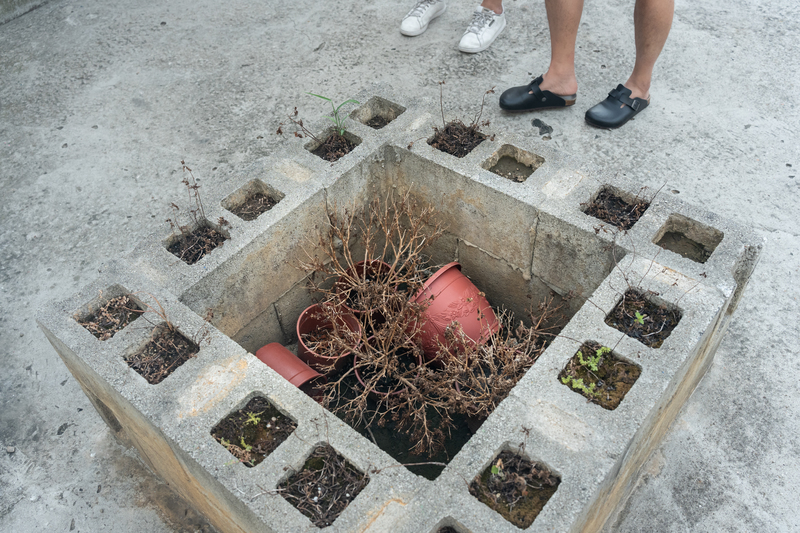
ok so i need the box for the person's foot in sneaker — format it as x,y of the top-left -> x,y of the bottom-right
400,0 -> 447,37
458,2 -> 506,53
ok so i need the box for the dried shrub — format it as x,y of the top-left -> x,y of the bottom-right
300,191 -> 567,459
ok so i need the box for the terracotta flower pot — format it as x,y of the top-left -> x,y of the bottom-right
254,342 -> 326,398
354,335 -> 422,397
410,262 -> 499,362
296,304 -> 362,373
334,260 -> 393,318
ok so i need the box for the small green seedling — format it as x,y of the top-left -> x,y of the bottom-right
307,93 -> 360,136
490,458 -> 505,479
240,437 -> 253,452
561,375 -> 599,397
634,311 -> 645,325
245,410 -> 264,426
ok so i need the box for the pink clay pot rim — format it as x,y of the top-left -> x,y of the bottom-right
296,304 -> 362,369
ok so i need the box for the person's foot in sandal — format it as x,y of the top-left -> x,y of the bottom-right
584,84 -> 649,128
499,71 -> 577,111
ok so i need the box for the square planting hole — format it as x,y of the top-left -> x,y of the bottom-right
582,185 -> 650,230
653,213 -> 724,263
222,180 -> 284,221
166,221 -> 228,265
123,324 -> 199,384
558,341 -> 641,410
482,144 -> 545,183
605,289 -> 682,348
278,444 -> 369,527
433,522 -> 466,533
180,149 -> 622,481
304,129 -> 362,162
428,122 -> 487,158
75,286 -> 143,341
210,396 -> 297,468
469,449 -> 560,528
350,96 -> 406,129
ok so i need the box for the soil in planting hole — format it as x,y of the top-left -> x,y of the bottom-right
428,121 -> 487,158
365,115 -> 391,129
210,396 -> 296,468
327,369 -> 476,480
167,225 -> 227,265
229,192 -> 279,221
605,289 -> 682,348
311,133 -> 356,162
558,342 -> 641,410
124,326 -> 199,384
656,231 -> 713,263
437,528 -> 461,533
279,444 -> 369,528
469,450 -> 560,528
583,189 -> 649,231
489,155 -> 535,183
78,295 -> 143,340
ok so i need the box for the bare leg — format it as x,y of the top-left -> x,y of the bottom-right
535,0 -> 583,96
481,0 -> 503,14
624,0 -> 674,100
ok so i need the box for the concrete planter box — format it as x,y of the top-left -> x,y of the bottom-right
38,87 -> 761,533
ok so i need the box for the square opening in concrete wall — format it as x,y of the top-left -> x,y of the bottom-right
278,443 -> 369,527
222,180 -> 285,221
582,185 -> 650,231
351,96 -> 406,129
469,448 -> 560,528
304,128 -> 362,163
558,341 -> 641,410
165,219 -> 229,265
123,323 -> 199,384
481,143 -> 545,183
431,518 -> 468,533
653,213 -> 724,263
427,124 -> 486,158
74,284 -> 143,341
605,289 -> 682,348
179,147 -> 620,480
210,395 -> 297,468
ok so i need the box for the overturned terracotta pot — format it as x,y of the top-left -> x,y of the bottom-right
410,262 -> 499,362
254,342 -> 326,398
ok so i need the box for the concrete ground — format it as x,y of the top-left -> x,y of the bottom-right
1,0 -> 797,531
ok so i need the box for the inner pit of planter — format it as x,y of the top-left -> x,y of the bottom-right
350,96 -> 406,130
222,179 -> 284,221
481,144 -> 545,183
653,213 -> 724,263
179,145 -> 623,479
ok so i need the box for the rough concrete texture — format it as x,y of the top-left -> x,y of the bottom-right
1,0 -> 798,532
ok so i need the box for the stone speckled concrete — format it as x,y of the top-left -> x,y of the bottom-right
2,0 -> 799,532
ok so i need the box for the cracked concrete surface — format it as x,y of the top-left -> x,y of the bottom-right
1,0 -> 798,531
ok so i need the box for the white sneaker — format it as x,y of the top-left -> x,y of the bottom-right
458,6 -> 506,53
400,0 -> 447,37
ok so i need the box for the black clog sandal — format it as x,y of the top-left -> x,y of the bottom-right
499,75 -> 577,111
584,84 -> 649,128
